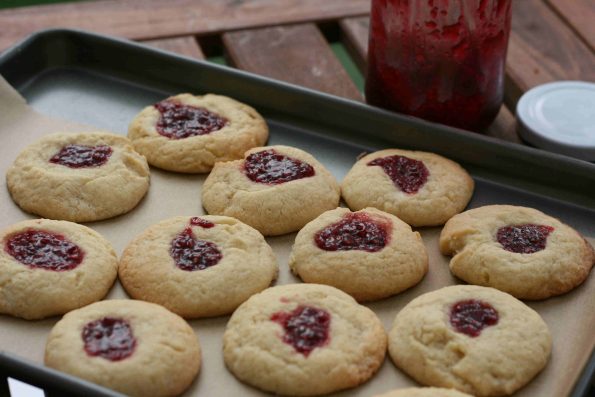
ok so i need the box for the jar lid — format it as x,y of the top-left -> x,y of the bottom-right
516,81 -> 595,161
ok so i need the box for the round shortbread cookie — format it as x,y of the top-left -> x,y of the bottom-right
341,149 -> 474,227
388,285 -> 552,397
6,132 -> 150,222
128,93 -> 268,173
202,145 -> 340,236
289,207 -> 428,301
119,215 -> 278,318
223,284 -> 387,396
45,299 -> 201,397
373,387 -> 473,397
0,219 -> 118,320
440,205 -> 594,299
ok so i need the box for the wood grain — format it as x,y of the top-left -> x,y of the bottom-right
506,0 -> 595,106
0,0 -> 369,51
547,0 -> 595,51
339,16 -> 520,141
223,24 -> 363,101
142,36 -> 205,59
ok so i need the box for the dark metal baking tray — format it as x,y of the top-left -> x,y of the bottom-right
0,29 -> 593,397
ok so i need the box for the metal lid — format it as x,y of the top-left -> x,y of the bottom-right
516,81 -> 595,161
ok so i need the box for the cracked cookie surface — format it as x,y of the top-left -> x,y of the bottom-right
0,219 -> 118,320
45,299 -> 200,397
440,205 -> 594,299
341,149 -> 474,227
202,145 -> 340,236
128,93 -> 268,173
6,132 -> 150,222
388,285 -> 552,397
223,284 -> 386,396
289,207 -> 428,301
119,215 -> 278,318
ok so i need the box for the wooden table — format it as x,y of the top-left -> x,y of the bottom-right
1,0 -> 594,142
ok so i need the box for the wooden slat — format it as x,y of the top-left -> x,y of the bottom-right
547,0 -> 595,51
506,0 -> 595,106
339,17 -> 369,72
340,16 -> 520,141
485,106 -> 520,144
142,36 -> 205,59
0,0 -> 369,52
223,24 -> 362,101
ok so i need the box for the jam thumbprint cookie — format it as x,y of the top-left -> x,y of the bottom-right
341,149 -> 474,227
440,205 -> 594,299
0,219 -> 118,320
289,207 -> 428,301
389,285 -> 551,396
7,132 -> 150,222
202,145 -> 340,236
128,93 -> 268,173
223,284 -> 386,396
119,215 -> 278,318
45,300 -> 201,397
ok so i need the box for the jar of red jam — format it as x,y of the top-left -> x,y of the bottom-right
365,0 -> 512,131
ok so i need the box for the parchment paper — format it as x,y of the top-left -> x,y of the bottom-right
0,75 -> 593,397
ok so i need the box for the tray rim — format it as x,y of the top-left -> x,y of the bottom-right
0,28 -> 593,397
3,29 -> 595,164
0,352 -> 124,397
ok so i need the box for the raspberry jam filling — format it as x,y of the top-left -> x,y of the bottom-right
496,224 -> 554,254
243,149 -> 315,185
189,217 -> 215,228
314,212 -> 390,252
449,299 -> 499,337
4,229 -> 84,271
170,227 -> 222,271
82,317 -> 136,361
270,305 -> 331,357
368,155 -> 429,194
49,144 -> 112,168
154,100 -> 227,139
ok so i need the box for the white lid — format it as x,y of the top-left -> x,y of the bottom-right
516,81 -> 595,161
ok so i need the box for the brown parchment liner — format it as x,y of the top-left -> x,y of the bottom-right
0,76 -> 593,397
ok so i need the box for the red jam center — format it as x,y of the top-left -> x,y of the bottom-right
314,212 -> 390,252
368,155 -> 429,194
4,229 -> 84,271
49,144 -> 112,168
496,224 -> 554,254
243,149 -> 315,185
154,100 -> 227,139
82,317 -> 136,361
449,299 -> 498,337
270,305 -> 331,357
189,217 -> 215,228
170,227 -> 222,271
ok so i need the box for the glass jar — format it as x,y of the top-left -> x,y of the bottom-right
365,0 -> 512,131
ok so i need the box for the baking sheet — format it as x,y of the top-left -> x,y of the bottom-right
0,63 -> 594,397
